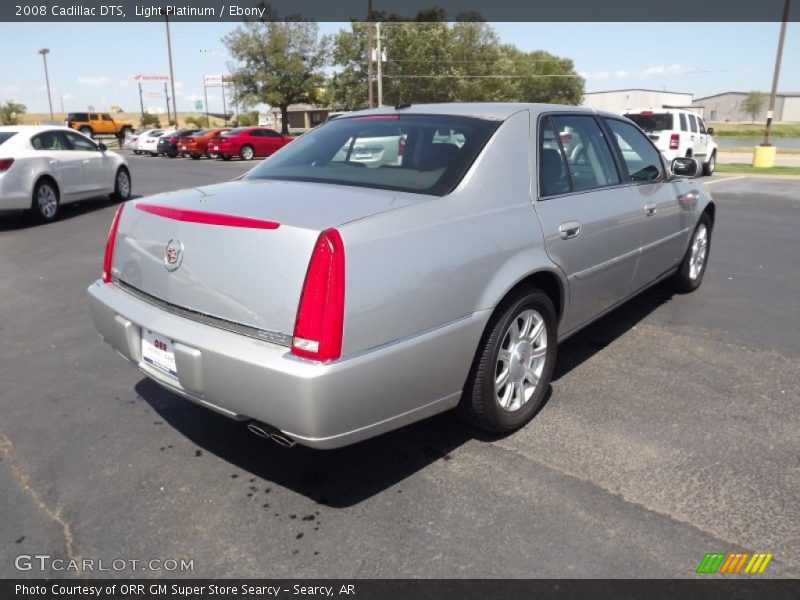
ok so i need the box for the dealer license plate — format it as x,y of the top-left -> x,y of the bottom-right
141,330 -> 178,379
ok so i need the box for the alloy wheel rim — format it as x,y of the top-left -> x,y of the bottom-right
689,224 -> 708,280
243,147 -> 253,159
495,309 -> 547,412
117,171 -> 130,198
37,185 -> 57,219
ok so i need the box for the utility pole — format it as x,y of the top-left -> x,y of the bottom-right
763,0 -> 791,146
221,84 -> 228,126
367,0 -> 374,108
164,12 -> 179,125
203,79 -> 210,127
38,48 -> 54,121
138,83 -> 145,123
376,22 -> 383,107
164,83 -> 171,124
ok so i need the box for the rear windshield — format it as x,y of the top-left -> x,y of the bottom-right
0,132 -> 17,145
624,113 -> 674,132
224,128 -> 248,136
244,114 -> 499,196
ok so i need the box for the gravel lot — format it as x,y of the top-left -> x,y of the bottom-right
1,155 -> 798,578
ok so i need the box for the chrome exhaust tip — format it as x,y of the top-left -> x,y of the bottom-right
247,421 -> 297,448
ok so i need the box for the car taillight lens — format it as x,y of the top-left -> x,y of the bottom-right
0,158 -> 14,172
102,203 -> 125,283
670,134 -> 680,150
292,229 -> 345,362
169,137 -> 177,143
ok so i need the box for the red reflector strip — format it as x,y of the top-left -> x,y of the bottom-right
136,202 -> 280,230
352,115 -> 400,120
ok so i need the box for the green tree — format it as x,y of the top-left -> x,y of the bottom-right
185,115 -> 209,128
237,111 -> 260,126
742,91 -> 766,123
140,113 -> 161,128
1,101 -> 26,125
223,16 -> 329,134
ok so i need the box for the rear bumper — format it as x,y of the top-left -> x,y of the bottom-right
88,280 -> 488,449
0,173 -> 31,211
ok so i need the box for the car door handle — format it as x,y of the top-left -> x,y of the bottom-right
558,221 -> 581,240
644,203 -> 657,216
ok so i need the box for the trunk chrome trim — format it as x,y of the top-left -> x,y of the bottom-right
115,279 -> 292,347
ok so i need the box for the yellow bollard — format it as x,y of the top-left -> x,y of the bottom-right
753,146 -> 777,168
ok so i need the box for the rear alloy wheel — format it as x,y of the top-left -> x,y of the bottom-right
672,213 -> 712,293
459,288 -> 557,433
240,144 -> 255,160
32,179 -> 59,222
703,152 -> 716,176
111,167 -> 131,202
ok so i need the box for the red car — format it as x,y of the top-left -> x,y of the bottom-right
207,127 -> 292,161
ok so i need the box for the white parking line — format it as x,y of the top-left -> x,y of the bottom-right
705,175 -> 748,185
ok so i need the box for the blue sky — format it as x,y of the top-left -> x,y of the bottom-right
1,21 -> 798,114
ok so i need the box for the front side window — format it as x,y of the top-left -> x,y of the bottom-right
101,114 -> 113,121
605,119 -> 664,183
64,131 -> 98,151
698,118 -> 707,134
688,114 -> 698,133
549,115 -> 620,192
679,113 -> 688,131
245,114 -> 499,196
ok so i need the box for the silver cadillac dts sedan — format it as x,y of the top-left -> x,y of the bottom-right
88,103 -> 714,449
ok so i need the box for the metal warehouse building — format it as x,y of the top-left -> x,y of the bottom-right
582,89 -> 694,115
691,92 -> 800,122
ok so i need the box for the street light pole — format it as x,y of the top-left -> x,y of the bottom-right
38,48 -> 54,121
164,12 -> 179,126
763,0 -> 791,146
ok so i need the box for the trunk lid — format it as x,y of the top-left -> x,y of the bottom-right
112,179 -> 425,338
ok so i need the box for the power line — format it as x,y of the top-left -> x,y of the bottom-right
384,74 -> 583,78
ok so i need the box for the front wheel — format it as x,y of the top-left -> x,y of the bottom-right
458,288 -> 557,433
110,167 -> 131,202
240,144 -> 255,160
703,151 -> 716,176
672,213 -> 712,293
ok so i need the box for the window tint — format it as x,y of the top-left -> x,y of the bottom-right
0,132 -> 18,145
90,114 -> 100,121
68,113 -> 88,121
264,129 -> 282,137
624,113 -> 673,132
538,118 -> 570,197
698,118 -> 706,134
679,113 -> 688,132
249,129 -> 264,137
101,114 -> 113,121
245,115 -> 499,196
688,114 -> 698,133
550,115 -> 619,192
64,131 -> 98,151
224,128 -> 248,136
605,119 -> 664,183
31,131 -> 69,151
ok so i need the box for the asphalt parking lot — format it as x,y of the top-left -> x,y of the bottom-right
0,155 -> 798,578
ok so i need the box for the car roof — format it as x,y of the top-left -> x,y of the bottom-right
341,102 -> 616,121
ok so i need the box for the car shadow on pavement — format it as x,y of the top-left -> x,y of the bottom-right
0,195 -> 141,232
136,281 -> 674,508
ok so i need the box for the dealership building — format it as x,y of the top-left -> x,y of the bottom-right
691,91 -> 800,122
582,89 -> 694,115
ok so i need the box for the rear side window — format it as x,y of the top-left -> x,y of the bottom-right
245,114 -> 499,196
31,131 -> 69,150
624,113 -> 674,132
688,114 -> 698,133
0,132 -> 17,145
679,113 -> 688,131
538,119 -> 570,197
549,115 -> 620,192
605,119 -> 664,183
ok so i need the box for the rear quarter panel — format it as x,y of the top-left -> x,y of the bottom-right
339,109 -> 560,356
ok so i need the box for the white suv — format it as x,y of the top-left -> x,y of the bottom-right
623,108 -> 718,176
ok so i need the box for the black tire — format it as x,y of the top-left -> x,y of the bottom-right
149,152 -> 158,157
702,151 -> 716,176
221,154 -> 231,161
240,144 -> 255,160
31,178 -> 60,222
190,154 -> 200,160
110,167 -> 131,202
458,288 -> 557,433
672,213 -> 712,293
133,150 -> 142,155
79,126 -> 93,138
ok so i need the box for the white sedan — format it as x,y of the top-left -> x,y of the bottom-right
0,125 -> 131,222
134,129 -> 165,156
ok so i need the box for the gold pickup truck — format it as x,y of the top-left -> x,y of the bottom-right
66,112 -> 134,139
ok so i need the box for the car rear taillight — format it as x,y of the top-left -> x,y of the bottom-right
291,229 -> 345,362
102,203 -> 125,283
669,133 -> 680,150
0,158 -> 14,172
169,137 -> 177,143
640,110 -> 654,116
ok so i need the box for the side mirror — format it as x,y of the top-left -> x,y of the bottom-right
98,142 -> 108,152
706,127 -> 715,135
671,157 -> 699,178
